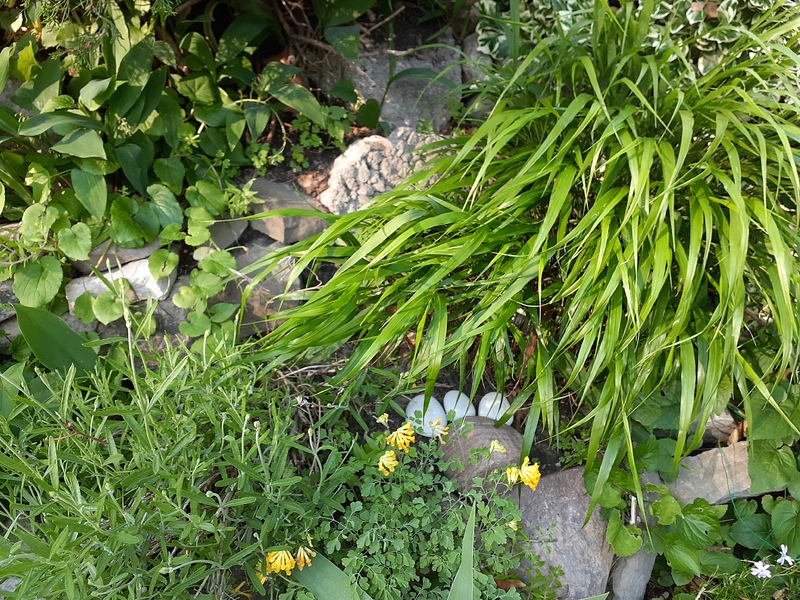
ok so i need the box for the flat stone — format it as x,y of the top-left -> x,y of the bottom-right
154,275 -> 191,335
73,239 -> 161,274
607,551 -> 658,600
317,29 -> 461,131
0,577 -> 21,596
0,318 -> 21,353
320,127 -> 440,215
607,472 -> 662,600
65,258 -> 177,314
516,468 -> 614,600
209,241 -> 301,337
192,219 -> 248,261
666,441 -> 768,505
442,417 -> 521,489
0,281 -> 18,323
247,179 -> 328,244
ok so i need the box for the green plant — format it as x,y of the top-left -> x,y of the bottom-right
289,105 -> 352,171
256,417 -> 555,600
252,0 -> 800,508
0,1 -> 343,333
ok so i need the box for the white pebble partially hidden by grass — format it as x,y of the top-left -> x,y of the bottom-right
404,394 -> 447,437
443,390 -> 476,420
477,392 -> 510,421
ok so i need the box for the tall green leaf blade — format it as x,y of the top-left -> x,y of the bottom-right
447,504 -> 476,600
292,554 -> 373,600
271,85 -> 326,126
71,169 -> 107,218
14,305 -> 96,374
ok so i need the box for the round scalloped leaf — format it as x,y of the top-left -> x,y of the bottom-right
772,499 -> 800,557
57,222 -> 92,260
92,290 -> 124,325
13,256 -> 62,307
606,508 -> 643,557
73,291 -> 96,325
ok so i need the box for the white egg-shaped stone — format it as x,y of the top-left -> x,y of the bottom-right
443,390 -> 476,420
477,392 -> 510,421
404,394 -> 447,437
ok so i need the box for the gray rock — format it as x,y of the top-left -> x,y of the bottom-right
0,577 -> 21,596
192,219 -> 248,261
666,441 -> 768,505
462,32 -> 492,84
247,179 -> 328,243
60,312 -> 97,335
0,318 -> 21,353
209,241 -> 301,337
65,258 -> 177,314
154,275 -> 191,335
0,281 -> 18,323
703,410 -> 738,445
320,127 -> 440,215
516,467 -> 614,600
318,29 -> 461,132
73,239 -> 161,274
607,472 -> 662,600
442,417 -> 520,489
607,551 -> 658,600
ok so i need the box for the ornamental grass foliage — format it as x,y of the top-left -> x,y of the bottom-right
256,0 -> 800,505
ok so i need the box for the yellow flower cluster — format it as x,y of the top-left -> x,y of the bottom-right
258,546 -> 317,581
378,450 -> 399,475
505,456 -> 541,491
490,439 -> 507,453
428,417 -> 449,444
387,422 -> 415,452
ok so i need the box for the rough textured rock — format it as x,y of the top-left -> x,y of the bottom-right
607,472 -> 662,600
518,468 -> 614,600
462,32 -> 492,84
0,281 -> 18,323
209,241 -> 301,336
0,318 -> 21,353
320,127 -> 440,215
65,258 -> 177,313
153,275 -> 191,335
607,551 -> 658,600
0,577 -> 21,598
192,219 -> 248,261
666,441 -> 765,505
247,179 -> 328,243
442,417 -> 520,488
73,239 -> 162,274
319,30 -> 461,131
703,410 -> 738,445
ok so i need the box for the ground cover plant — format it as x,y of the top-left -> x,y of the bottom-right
0,0 -> 378,336
253,0 -> 800,527
0,306 -> 557,599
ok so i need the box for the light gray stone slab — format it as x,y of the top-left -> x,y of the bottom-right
247,179 -> 328,244
73,239 -> 161,274
666,441 -> 766,505
65,258 -> 177,314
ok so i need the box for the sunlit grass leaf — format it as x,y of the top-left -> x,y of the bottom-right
292,553 -> 373,600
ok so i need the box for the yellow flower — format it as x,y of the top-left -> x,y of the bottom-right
519,456 -> 541,491
378,450 -> 399,475
506,466 -> 521,485
508,520 -> 518,532
265,550 -> 296,576
376,413 -> 389,425
387,422 -> 415,452
489,440 -> 507,453
295,546 -> 317,571
429,417 -> 449,444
